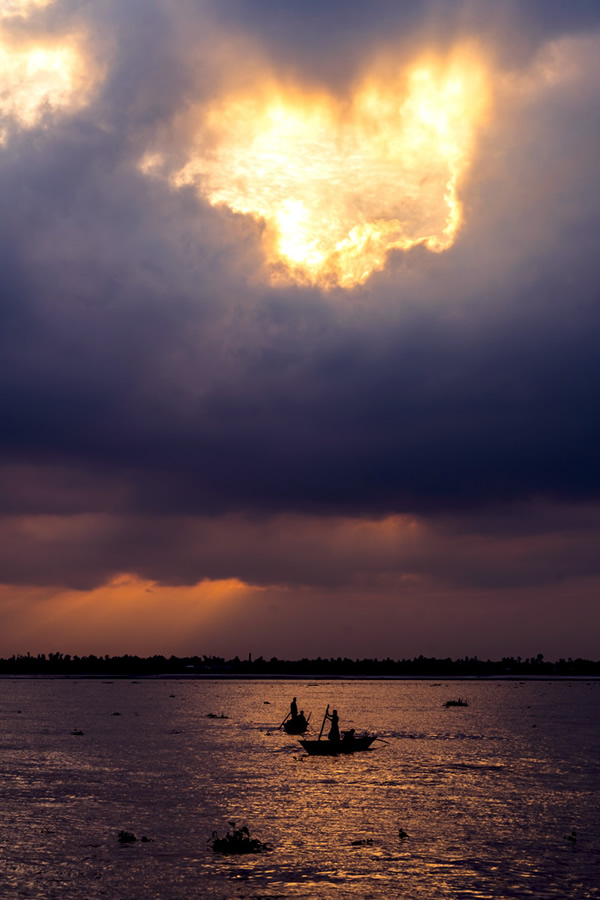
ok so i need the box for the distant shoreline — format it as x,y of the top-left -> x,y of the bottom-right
1,673 -> 599,681
2,653 -> 599,679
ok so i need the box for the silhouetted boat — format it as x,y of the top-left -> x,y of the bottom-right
283,713 -> 310,734
444,698 -> 468,708
299,734 -> 376,755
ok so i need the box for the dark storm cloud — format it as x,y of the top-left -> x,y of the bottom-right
1,0 -> 600,606
199,0 -> 600,85
3,502 -> 600,593
2,40 -> 600,523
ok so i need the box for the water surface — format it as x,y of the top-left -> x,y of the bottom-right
1,678 -> 598,898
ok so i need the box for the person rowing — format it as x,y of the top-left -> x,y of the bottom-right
280,699 -> 310,733
325,707 -> 340,741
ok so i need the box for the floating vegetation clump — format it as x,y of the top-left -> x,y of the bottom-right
118,830 -> 137,844
118,830 -> 153,844
209,822 -> 272,855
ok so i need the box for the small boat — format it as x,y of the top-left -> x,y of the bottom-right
444,698 -> 468,708
279,702 -> 311,734
283,713 -> 310,734
299,734 -> 377,755
299,705 -> 379,755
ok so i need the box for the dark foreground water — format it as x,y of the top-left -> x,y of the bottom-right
0,678 -> 599,899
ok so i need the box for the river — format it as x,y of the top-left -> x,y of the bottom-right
1,678 -> 598,898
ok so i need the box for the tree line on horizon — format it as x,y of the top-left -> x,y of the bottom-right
0,652 -> 599,677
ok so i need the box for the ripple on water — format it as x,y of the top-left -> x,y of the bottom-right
0,678 -> 598,899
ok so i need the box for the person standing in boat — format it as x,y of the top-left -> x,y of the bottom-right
325,708 -> 340,741
290,697 -> 298,719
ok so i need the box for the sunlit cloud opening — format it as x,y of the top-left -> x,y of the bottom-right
0,26 -> 97,140
170,49 -> 489,288
0,0 -> 54,19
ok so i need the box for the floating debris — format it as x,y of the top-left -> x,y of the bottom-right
566,829 -> 577,843
117,830 -> 153,845
209,822 -> 272,855
444,698 -> 469,708
350,838 -> 373,846
112,712 -> 121,716
71,729 -> 84,736
206,713 -> 229,719
118,830 -> 137,844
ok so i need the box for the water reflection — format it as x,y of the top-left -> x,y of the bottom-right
0,679 -> 598,898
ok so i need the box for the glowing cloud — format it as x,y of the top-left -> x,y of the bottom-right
0,0 -> 53,19
0,0 -> 98,140
0,575 -> 260,656
0,43 -> 82,130
172,51 -> 489,288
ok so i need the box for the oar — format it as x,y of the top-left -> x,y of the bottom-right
279,711 -> 291,729
318,704 -> 329,742
374,737 -> 389,744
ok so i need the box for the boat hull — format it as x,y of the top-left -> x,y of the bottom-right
283,718 -> 309,734
299,736 -> 376,755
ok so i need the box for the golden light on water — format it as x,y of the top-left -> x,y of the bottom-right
174,52 -> 489,288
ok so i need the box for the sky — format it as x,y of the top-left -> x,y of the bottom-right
1,0 -> 600,661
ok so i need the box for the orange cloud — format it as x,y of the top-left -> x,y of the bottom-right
0,576 -> 260,657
